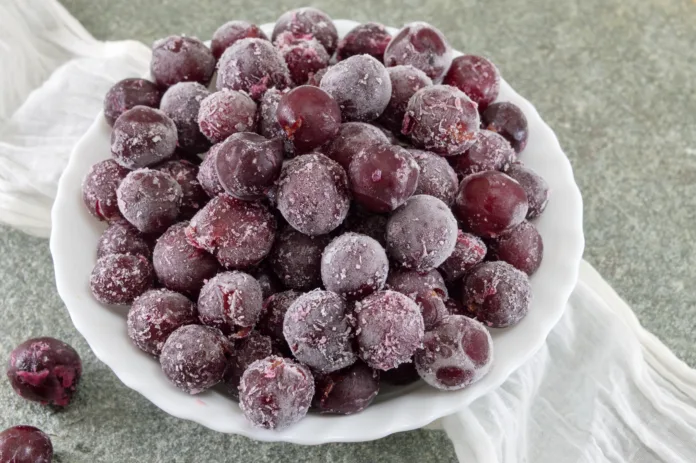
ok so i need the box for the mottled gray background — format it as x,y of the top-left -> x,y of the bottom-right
1,0 -> 695,461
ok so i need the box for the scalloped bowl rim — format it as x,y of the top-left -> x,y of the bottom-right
50,19 -> 584,444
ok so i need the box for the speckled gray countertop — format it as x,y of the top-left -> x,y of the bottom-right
1,0 -> 695,461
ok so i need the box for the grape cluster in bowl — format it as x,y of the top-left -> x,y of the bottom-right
84,7 -> 549,431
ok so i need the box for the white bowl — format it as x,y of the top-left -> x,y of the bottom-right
50,19 -> 584,444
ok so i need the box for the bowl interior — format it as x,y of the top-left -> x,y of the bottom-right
50,19 -> 584,443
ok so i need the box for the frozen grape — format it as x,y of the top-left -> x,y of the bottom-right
157,159 -> 208,219
127,288 -> 198,356
481,102 -> 529,153
443,55 -> 500,111
402,85 -> 480,156
451,130 -> 515,177
320,54 -> 392,122
454,170 -> 528,238
323,122 -> 389,170
215,132 -> 284,200
386,195 -> 458,271
150,35 -> 215,88
272,7 -> 339,55
160,82 -> 211,155
321,232 -> 389,300
197,145 -> 225,198
117,169 -> 182,234
270,226 -> 329,290
111,106 -> 177,169
409,149 -> 458,205
6,337 -> 81,407
90,254 -> 154,305
283,290 -> 356,373
384,22 -> 453,81
504,163 -> 549,219
313,361 -> 379,415
0,426 -> 53,463
224,331 -> 274,399
97,221 -> 152,259
386,268 -> 448,300
239,356 -> 314,429
336,22 -> 392,62
348,143 -> 419,213
216,38 -> 290,100
275,32 -> 330,86
341,206 -> 388,247
276,86 -> 341,154
153,222 -> 220,297
82,159 -> 129,222
464,261 -> 531,328
186,194 -> 277,269
488,221 -> 543,275
258,290 -> 302,342
160,325 -> 228,394
439,230 -> 487,282
197,89 -> 258,144
415,315 -> 493,390
198,271 -> 264,338
354,290 -> 424,370
378,65 -> 432,134
277,153 -> 350,236
211,21 -> 269,60
104,78 -> 162,126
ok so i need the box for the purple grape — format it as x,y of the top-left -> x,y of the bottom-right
0,426 -> 53,463
214,132 -> 284,200
313,361 -> 380,415
443,55 -> 501,111
336,22 -> 392,62
127,288 -> 198,356
150,35 -> 215,88
270,226 -> 329,290
409,149 -> 458,205
384,22 -> 453,81
283,290 -> 356,373
82,159 -> 129,222
439,230 -> 487,282
117,169 -> 182,234
276,86 -> 341,154
156,159 -> 208,219
211,21 -> 269,60
275,32 -> 330,86
104,78 -> 162,126
223,331 -> 273,399
111,106 -> 178,169
378,65 -> 432,134
272,7 -> 338,55
160,325 -> 228,394
159,82 -> 211,155
198,271 -> 264,338
90,254 -> 154,305
6,337 -> 81,407
452,130 -> 515,177
487,221 -> 544,275
481,102 -> 529,153
324,122 -> 390,170
504,163 -> 549,219
197,145 -> 225,198
97,220 -> 152,258
258,290 -> 302,342
386,268 -> 448,300
239,356 -> 314,429
198,89 -> 258,144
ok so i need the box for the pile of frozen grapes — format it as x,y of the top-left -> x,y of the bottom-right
83,7 -> 550,430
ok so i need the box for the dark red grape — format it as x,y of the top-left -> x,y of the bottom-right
386,268 -> 448,300
275,32 -> 330,86
415,315 -> 493,390
272,7 -> 339,55
439,230 -> 487,282
386,195 -> 458,271
239,356 -> 314,429
90,254 -> 154,305
186,194 -> 277,269
324,122 -> 390,170
270,226 -> 329,290
336,22 -> 392,62
216,38 -> 290,100
454,170 -> 528,238
150,35 -> 215,88
160,325 -> 228,394
481,102 -> 529,153
198,271 -> 264,337
313,361 -> 379,415
6,337 -> 81,407
381,361 -> 420,386
504,163 -> 549,219
283,290 -> 356,373
215,132 -> 284,200
82,159 -> 129,222
488,221 -> 543,275
464,261 -> 531,327
341,206 -> 388,247
156,159 -> 207,219
211,21 -> 269,60
224,331 -> 273,399
104,78 -> 162,126
384,22 -> 453,81
443,55 -> 500,111
276,153 -> 350,236
321,232 -> 389,300
111,106 -> 177,169
97,220 -> 151,259
197,145 -> 225,197
0,426 -> 53,463
159,82 -> 211,155
258,290 -> 302,341
197,89 -> 258,144
402,85 -> 480,156
348,143 -> 419,213
409,149 -> 458,205
153,222 -> 220,297
452,129 -> 515,177
378,65 -> 432,133
354,290 -> 424,370
320,55 -> 392,122
117,169 -> 182,234
127,288 -> 198,356
276,86 -> 341,154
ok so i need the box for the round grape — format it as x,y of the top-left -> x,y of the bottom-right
452,129 -> 515,177
0,426 -> 53,463
439,230 -> 487,282
150,35 -> 215,88
198,271 -> 264,338
104,78 -> 162,127
272,7 -> 339,55
97,220 -> 152,259
443,55 -> 500,111
197,145 -> 225,198
197,89 -> 258,144
110,106 -> 177,169
410,149 -> 458,205
223,331 -> 274,399
211,21 -> 269,60
156,159 -> 208,219
275,32 -> 330,86
82,159 -> 129,222
90,254 -> 154,305
504,163 -> 549,219
481,102 -> 529,153
159,82 -> 211,155
276,86 -> 341,154
384,22 -> 453,81
378,65 -> 432,134
117,169 -> 182,234
270,226 -> 329,290
336,22 -> 392,62
488,221 -> 543,275
313,361 -> 380,415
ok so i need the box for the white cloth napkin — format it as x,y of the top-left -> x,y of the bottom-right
2,1 -> 695,461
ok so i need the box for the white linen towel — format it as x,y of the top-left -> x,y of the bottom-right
1,1 -> 694,461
